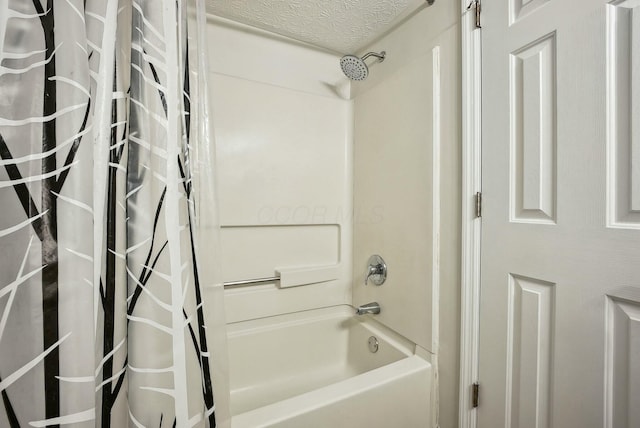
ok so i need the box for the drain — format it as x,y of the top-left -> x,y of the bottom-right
368,336 -> 379,353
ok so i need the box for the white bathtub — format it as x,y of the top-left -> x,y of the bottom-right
227,305 -> 432,428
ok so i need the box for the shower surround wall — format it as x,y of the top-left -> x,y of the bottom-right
352,1 -> 461,426
206,17 -> 354,322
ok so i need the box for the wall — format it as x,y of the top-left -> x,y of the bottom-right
351,2 -> 461,427
206,16 -> 354,323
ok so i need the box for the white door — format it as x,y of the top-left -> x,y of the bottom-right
479,0 -> 640,427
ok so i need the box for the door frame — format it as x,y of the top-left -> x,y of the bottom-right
458,1 -> 482,427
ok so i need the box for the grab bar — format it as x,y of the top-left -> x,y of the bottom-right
223,276 -> 280,288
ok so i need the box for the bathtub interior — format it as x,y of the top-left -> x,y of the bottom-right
226,305 -> 417,415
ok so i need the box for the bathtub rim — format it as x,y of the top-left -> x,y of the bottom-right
231,354 -> 432,427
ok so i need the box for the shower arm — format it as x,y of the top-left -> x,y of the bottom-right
361,51 -> 386,63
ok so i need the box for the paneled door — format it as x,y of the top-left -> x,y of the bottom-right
479,0 -> 640,427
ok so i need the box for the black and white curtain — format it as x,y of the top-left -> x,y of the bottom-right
0,0 -> 225,426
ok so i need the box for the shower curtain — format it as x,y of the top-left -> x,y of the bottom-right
0,0 -> 225,427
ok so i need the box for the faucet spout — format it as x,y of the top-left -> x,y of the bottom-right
355,302 -> 381,315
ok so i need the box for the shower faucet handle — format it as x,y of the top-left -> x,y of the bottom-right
365,255 -> 387,286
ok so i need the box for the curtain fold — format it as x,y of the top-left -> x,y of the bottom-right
0,0 -> 225,426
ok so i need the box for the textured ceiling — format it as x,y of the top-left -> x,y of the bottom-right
206,0 -> 428,54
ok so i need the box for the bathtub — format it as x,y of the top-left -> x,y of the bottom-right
227,305 -> 432,428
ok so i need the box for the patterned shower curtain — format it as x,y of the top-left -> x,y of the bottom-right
0,0 -> 224,426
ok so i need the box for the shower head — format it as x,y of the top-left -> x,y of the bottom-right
340,51 -> 386,81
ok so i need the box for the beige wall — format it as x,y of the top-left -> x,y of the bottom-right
351,2 -> 461,426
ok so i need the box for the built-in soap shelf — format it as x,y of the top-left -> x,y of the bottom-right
276,265 -> 340,288
223,264 -> 340,289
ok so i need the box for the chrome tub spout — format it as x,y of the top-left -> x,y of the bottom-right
355,302 -> 381,315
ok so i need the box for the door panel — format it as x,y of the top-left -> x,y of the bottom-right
479,1 -> 640,427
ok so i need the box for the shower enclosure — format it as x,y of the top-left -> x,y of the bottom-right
205,0 -> 462,426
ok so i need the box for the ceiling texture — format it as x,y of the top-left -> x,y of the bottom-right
206,0 -> 430,54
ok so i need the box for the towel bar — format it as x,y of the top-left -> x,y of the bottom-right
223,276 -> 280,288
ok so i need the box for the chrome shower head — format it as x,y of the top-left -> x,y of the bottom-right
340,51 -> 386,81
